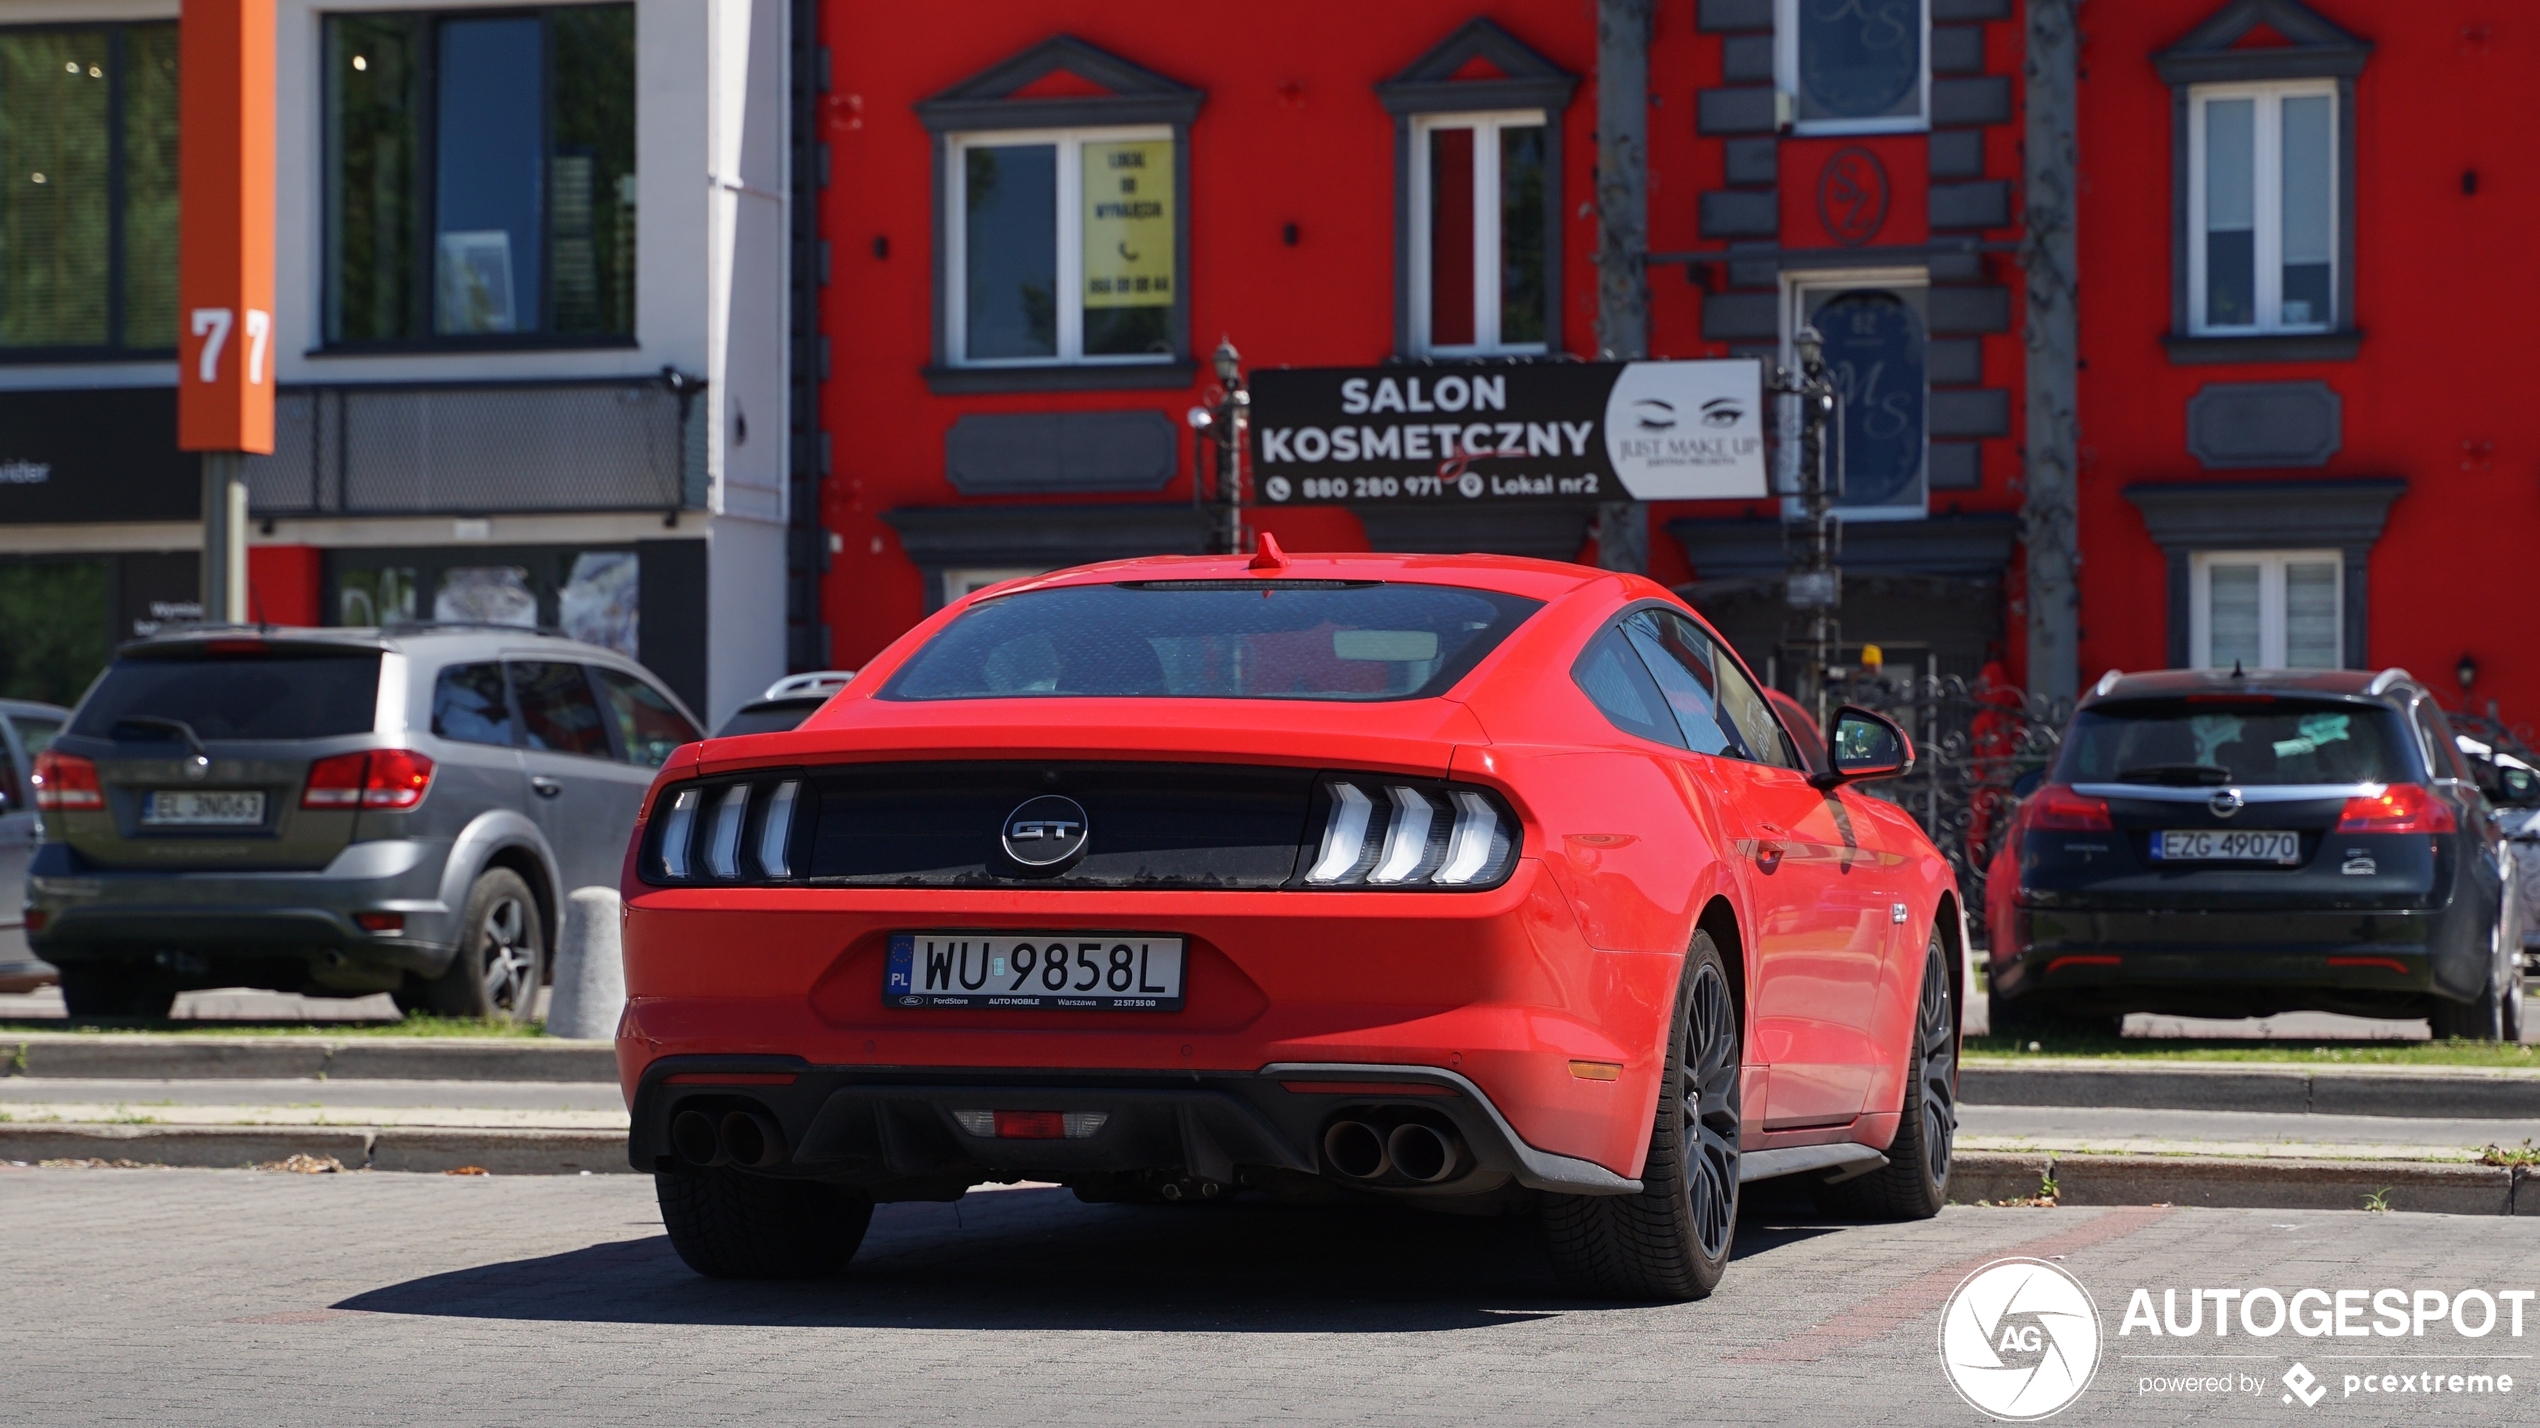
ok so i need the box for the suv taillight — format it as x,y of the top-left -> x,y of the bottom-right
2015,785 -> 2112,833
2337,784 -> 2455,834
303,750 -> 436,810
31,750 -> 101,811
1300,778 -> 1518,889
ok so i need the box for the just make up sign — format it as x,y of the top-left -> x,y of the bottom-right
1248,359 -> 1766,507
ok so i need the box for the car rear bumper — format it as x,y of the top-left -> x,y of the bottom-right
615,859 -> 1683,1183
26,838 -> 459,988
1991,906 -> 2458,1016
626,1055 -> 1641,1199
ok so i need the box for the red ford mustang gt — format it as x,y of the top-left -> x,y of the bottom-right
617,546 -> 1964,1300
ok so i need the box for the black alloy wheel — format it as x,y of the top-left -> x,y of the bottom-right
1543,930 -> 1741,1301
1820,931 -> 1956,1221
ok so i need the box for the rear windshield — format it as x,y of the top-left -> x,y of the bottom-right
72,653 -> 382,741
881,581 -> 1541,702
2053,699 -> 2416,787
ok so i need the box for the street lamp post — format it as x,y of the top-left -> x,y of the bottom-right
1769,325 -> 1841,726
1186,337 -> 1250,555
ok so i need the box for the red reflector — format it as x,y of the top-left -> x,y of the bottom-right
31,750 -> 102,811
353,912 -> 405,933
662,1072 -> 800,1086
2336,785 -> 2455,834
993,1110 -> 1066,1140
2045,955 -> 2123,974
2021,785 -> 2113,832
2326,956 -> 2411,976
202,639 -> 269,655
23,910 -> 45,933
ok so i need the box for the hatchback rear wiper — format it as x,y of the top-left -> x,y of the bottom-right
2112,762 -> 2231,787
109,716 -> 211,770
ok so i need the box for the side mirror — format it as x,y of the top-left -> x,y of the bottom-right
1812,704 -> 1914,789
2500,763 -> 2540,807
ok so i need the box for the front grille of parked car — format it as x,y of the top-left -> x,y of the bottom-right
637,761 -> 1519,891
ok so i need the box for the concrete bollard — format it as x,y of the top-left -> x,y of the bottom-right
546,886 -> 625,1040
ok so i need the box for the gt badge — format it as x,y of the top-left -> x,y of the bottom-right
1001,795 -> 1090,871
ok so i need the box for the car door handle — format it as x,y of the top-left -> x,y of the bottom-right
1754,822 -> 1789,857
530,776 -> 563,798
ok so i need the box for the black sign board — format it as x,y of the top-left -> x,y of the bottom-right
1248,360 -> 1765,508
0,386 -> 197,524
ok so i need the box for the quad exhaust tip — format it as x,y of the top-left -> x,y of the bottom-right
670,1105 -> 787,1170
1324,1116 -> 1468,1185
1323,1120 -> 1390,1180
1385,1122 -> 1465,1184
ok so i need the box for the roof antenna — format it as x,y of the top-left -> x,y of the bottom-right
2231,659 -> 2244,678
1248,532 -> 1290,572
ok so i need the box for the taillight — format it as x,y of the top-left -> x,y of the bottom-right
31,750 -> 102,811
650,778 -> 801,882
1302,779 -> 1517,889
2017,784 -> 2112,832
302,750 -> 436,811
2337,784 -> 2456,834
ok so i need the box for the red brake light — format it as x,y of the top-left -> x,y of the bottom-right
2336,784 -> 2455,834
31,750 -> 102,811
301,750 -> 435,811
2019,784 -> 2112,832
991,1110 -> 1067,1140
202,639 -> 269,655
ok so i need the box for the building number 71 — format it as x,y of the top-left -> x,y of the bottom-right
190,307 -> 271,386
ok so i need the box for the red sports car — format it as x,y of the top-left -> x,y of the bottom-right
617,545 -> 1964,1300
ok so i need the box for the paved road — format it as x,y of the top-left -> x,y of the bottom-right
4,1167 -> 2533,1425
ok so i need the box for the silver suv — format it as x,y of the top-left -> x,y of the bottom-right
28,626 -> 702,1020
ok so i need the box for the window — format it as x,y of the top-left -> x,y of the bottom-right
323,5 -> 636,347
72,653 -> 383,740
2189,550 -> 2341,671
2055,698 -> 2408,787
1579,608 -> 1795,766
431,662 -> 515,746
1779,0 -> 1928,135
506,661 -> 611,757
1574,628 -> 1683,748
592,666 -> 697,767
1409,113 -> 1548,355
1786,272 -> 1929,518
2190,83 -> 2336,334
947,129 -> 1176,366
0,22 -> 177,356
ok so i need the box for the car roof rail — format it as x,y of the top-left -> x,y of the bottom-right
379,619 -> 576,641
2090,669 -> 2123,698
2365,667 -> 2412,696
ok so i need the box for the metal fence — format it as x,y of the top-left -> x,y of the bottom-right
243,377 -> 705,517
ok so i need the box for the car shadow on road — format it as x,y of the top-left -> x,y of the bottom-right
335,1184 -> 1842,1332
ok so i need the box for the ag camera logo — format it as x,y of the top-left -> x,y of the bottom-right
1939,1258 -> 2103,1420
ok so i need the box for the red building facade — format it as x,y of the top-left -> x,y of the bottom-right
813,0 -> 2526,730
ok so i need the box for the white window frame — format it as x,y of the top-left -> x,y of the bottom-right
1407,109 -> 1548,358
2189,549 -> 2344,670
2186,80 -> 2339,336
1776,0 -> 1932,137
1780,266 -> 1930,522
943,124 -> 1175,368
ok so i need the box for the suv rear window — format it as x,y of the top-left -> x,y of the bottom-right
882,581 -> 1540,702
2054,698 -> 2416,787
72,651 -> 381,741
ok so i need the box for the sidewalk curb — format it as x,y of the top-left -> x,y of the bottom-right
0,1124 -> 634,1174
1951,1150 -> 2531,1216
0,1034 -> 618,1083
1960,1063 -> 2540,1119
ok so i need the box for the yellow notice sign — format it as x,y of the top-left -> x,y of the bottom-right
1083,140 -> 1173,309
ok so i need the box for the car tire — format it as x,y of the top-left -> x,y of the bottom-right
1542,930 -> 1740,1302
655,1167 -> 875,1279
56,963 -> 176,1019
1817,932 -> 1955,1222
413,869 -> 545,1023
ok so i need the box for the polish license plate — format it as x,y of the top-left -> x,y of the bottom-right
2151,829 -> 2301,864
885,932 -> 1185,1011
141,790 -> 265,827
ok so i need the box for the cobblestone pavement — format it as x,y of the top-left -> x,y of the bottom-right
4,1167 -> 2534,1425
